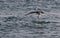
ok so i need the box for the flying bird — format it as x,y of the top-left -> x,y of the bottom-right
25,10 -> 45,19
20,10 -> 45,20
25,10 -> 44,15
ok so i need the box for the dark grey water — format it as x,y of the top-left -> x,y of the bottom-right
0,0 -> 60,38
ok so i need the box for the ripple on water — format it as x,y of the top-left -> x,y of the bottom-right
0,13 -> 60,38
32,20 -> 59,24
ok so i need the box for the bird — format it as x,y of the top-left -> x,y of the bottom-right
25,10 -> 45,19
25,10 -> 44,15
20,10 -> 45,20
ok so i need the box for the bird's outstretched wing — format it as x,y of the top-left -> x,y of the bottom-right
25,11 -> 36,16
19,11 -> 36,20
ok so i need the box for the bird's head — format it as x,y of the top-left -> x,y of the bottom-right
39,10 -> 44,14
39,11 -> 46,16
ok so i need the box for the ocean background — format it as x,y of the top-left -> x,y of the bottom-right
0,0 -> 60,38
